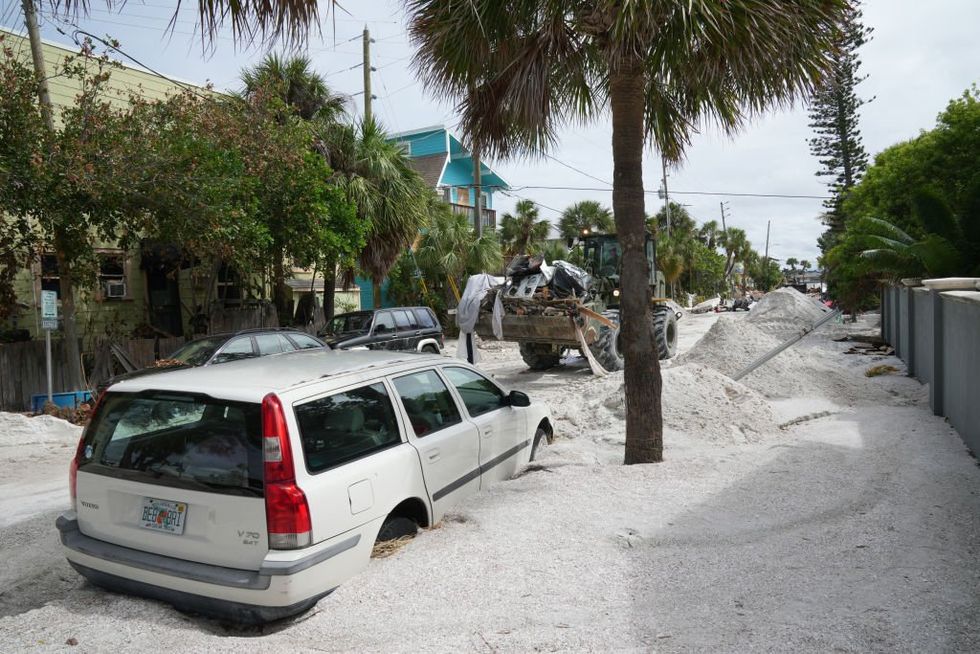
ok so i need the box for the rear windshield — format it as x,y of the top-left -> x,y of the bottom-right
327,313 -> 372,335
79,392 -> 263,496
169,337 -> 225,366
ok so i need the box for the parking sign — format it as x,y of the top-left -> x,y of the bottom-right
41,290 -> 58,330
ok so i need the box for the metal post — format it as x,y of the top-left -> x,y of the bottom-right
662,156 -> 670,238
732,309 -> 841,381
45,328 -> 53,404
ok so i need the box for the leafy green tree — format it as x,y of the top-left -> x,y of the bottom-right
239,55 -> 356,321
808,3 -> 873,252
407,0 -> 847,464
499,199 -> 551,257
750,257 -> 783,292
558,200 -> 613,241
648,202 -> 697,241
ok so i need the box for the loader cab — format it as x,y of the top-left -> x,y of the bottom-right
581,233 -> 666,304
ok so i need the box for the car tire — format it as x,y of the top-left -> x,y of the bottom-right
421,344 -> 440,354
376,516 -> 418,542
519,342 -> 562,370
529,428 -> 548,461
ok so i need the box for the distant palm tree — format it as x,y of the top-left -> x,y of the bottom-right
785,257 -> 799,273
720,227 -> 751,287
241,53 -> 347,122
800,259 -> 812,272
319,118 -> 431,309
699,220 -> 721,250
415,199 -> 502,303
499,199 -> 551,257
558,200 -> 614,241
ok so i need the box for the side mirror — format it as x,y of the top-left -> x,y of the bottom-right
507,390 -> 531,407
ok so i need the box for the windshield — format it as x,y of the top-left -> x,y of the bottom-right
79,392 -> 263,496
585,238 -> 622,278
326,313 -> 373,335
169,337 -> 225,366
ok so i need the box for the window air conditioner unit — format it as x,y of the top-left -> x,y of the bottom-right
105,280 -> 126,298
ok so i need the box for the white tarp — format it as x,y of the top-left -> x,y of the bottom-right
456,274 -> 504,363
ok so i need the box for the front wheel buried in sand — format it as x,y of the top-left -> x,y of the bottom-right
653,307 -> 678,360
519,342 -> 562,370
589,316 -> 624,371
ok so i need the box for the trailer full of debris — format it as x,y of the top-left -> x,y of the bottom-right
470,240 -> 678,373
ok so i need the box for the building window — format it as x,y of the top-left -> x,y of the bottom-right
40,254 -> 61,296
98,253 -> 127,299
456,187 -> 470,206
217,263 -> 243,306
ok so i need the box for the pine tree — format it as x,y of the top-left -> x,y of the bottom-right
809,4 -> 873,254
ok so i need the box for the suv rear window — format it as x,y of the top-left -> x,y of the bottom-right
80,393 -> 263,496
295,382 -> 402,473
413,308 -> 436,329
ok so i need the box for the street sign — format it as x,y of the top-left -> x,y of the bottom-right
41,290 -> 58,330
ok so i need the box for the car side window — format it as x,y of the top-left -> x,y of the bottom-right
255,333 -> 287,355
414,308 -> 436,329
393,370 -> 462,437
373,311 -> 395,334
211,337 -> 255,364
295,382 -> 401,473
287,333 -> 323,350
443,367 -> 506,417
393,310 -> 414,330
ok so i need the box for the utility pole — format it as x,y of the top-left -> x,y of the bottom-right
362,27 -> 372,122
472,145 -> 483,237
21,0 -> 54,130
764,220 -> 771,263
663,159 -> 670,237
719,201 -> 728,233
469,82 -> 483,237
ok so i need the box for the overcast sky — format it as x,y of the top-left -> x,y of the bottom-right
5,0 -> 978,265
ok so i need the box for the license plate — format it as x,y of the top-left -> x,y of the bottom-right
139,497 -> 188,535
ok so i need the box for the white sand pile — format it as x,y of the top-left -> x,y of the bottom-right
747,287 -> 829,338
550,364 -> 777,445
0,412 -> 82,448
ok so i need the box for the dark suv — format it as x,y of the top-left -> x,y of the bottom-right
98,328 -> 327,392
320,307 -> 444,353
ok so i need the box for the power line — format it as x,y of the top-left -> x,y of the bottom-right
487,184 -> 829,200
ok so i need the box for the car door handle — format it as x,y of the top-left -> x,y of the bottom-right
426,448 -> 441,462
482,429 -> 493,439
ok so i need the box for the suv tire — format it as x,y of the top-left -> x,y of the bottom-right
519,343 -> 562,370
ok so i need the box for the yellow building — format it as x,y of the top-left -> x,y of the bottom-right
1,27 -> 358,341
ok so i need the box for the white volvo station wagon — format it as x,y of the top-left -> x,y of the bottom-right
57,349 -> 553,623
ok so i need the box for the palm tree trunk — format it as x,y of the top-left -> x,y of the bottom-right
372,277 -> 383,308
610,60 -> 663,464
323,263 -> 336,320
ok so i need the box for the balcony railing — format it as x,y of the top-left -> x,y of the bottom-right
450,202 -> 496,231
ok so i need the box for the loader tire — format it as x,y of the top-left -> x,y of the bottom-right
653,307 -> 678,360
589,315 -> 624,371
519,342 -> 562,370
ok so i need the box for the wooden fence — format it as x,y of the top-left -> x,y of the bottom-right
208,304 -> 279,334
0,336 -> 185,412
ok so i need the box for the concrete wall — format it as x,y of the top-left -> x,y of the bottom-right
883,286 -> 980,455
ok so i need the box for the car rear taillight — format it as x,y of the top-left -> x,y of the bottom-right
70,390 -> 105,511
261,393 -> 311,549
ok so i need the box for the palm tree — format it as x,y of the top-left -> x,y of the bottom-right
499,199 -> 551,257
241,54 -> 347,122
50,1 -> 323,46
319,118 -> 431,309
719,227 -> 750,293
785,257 -> 800,273
415,199 -> 503,304
800,259 -> 812,272
699,220 -> 721,250
406,0 -> 846,464
657,235 -> 685,299
558,200 -> 614,241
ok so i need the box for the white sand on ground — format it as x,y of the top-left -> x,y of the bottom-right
0,297 -> 977,652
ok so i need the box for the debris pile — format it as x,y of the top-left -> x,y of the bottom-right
549,363 -> 777,445
480,255 -> 594,317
